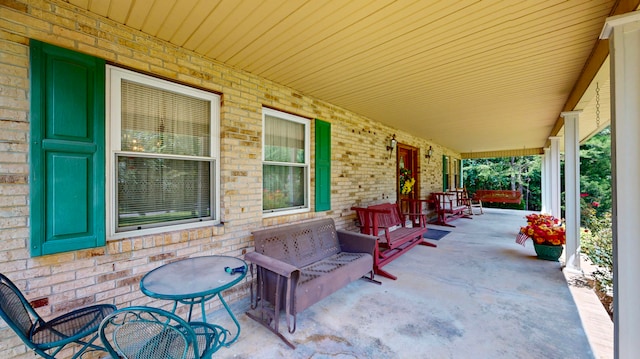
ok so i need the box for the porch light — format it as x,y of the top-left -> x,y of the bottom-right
387,134 -> 397,159
426,146 -> 433,162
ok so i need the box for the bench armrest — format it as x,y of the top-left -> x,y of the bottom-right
244,252 -> 300,278
337,229 -> 377,256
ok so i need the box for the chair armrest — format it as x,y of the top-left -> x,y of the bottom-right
336,229 -> 377,256
244,252 -> 299,278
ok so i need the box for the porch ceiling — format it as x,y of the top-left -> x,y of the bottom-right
64,0 -> 637,155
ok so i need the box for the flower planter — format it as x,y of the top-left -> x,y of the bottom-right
533,243 -> 563,261
519,214 -> 566,261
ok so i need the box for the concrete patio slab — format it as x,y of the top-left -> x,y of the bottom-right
208,208 -> 608,359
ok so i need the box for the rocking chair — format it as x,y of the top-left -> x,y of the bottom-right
0,273 -> 116,359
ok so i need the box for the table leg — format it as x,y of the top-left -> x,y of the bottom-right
170,301 -> 182,318
176,298 -> 201,323
217,292 -> 241,346
187,303 -> 194,322
200,300 -> 207,326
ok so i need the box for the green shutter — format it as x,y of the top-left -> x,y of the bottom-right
315,119 -> 331,211
30,40 -> 105,256
442,155 -> 449,191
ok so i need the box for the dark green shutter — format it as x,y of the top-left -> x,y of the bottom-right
30,40 -> 105,256
442,155 -> 449,191
315,119 -> 331,211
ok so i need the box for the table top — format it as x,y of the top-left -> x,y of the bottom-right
140,255 -> 247,300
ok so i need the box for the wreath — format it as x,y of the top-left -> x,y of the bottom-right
399,168 -> 415,194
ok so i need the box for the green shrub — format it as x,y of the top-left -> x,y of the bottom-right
580,206 -> 613,294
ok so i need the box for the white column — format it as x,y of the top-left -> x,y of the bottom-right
549,137 -> 561,219
601,12 -> 640,359
541,148 -> 550,214
562,111 -> 582,272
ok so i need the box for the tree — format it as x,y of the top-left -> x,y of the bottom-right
580,127 -> 611,217
464,127 -> 610,215
463,156 -> 541,210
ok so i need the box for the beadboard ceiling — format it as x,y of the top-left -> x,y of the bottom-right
64,0 -> 638,156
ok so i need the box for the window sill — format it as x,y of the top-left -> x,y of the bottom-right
107,220 -> 222,241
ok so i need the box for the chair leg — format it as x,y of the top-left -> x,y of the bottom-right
245,268 -> 297,349
361,271 -> 382,285
374,267 -> 397,280
420,240 -> 437,248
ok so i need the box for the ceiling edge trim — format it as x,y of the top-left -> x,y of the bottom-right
461,148 -> 544,159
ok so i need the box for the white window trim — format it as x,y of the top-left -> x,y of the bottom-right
262,108 -> 310,218
105,65 -> 220,239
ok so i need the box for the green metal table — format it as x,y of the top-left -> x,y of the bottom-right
140,255 -> 247,346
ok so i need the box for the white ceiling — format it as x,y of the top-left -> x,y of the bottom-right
64,0 -> 636,155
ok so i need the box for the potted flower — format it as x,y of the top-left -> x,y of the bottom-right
517,213 -> 566,261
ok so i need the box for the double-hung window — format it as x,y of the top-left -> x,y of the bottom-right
107,66 -> 220,237
262,108 -> 310,216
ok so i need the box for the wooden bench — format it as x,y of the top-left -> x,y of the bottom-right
245,218 -> 378,348
351,202 -> 434,280
431,191 -> 472,227
473,189 -> 522,204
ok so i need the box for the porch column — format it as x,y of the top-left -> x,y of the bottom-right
549,137 -> 561,219
601,12 -> 640,359
541,147 -> 550,214
561,111 -> 582,272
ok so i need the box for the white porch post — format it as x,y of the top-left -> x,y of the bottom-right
549,137 -> 561,219
562,111 -> 582,272
541,148 -> 550,214
601,12 -> 640,359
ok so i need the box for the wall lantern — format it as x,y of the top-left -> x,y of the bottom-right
387,134 -> 397,159
425,145 -> 433,163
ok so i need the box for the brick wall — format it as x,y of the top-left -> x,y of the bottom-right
0,1 -> 460,357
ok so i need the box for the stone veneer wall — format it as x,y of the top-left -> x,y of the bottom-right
0,1 -> 459,357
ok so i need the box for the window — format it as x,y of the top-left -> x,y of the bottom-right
262,108 -> 310,216
107,66 -> 220,237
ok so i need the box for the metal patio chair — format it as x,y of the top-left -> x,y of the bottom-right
99,306 -> 227,359
0,273 -> 116,359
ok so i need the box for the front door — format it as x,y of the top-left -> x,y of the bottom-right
397,144 -> 420,204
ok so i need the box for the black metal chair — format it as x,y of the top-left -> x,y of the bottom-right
0,273 -> 116,359
99,306 -> 227,359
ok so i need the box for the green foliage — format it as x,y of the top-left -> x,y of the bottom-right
463,127 -> 611,214
580,128 -> 611,215
579,127 -> 612,295
464,156 -> 541,210
581,204 -> 613,294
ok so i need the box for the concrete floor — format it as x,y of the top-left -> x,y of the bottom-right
209,208 -> 611,359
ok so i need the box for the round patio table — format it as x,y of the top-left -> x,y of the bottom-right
140,255 -> 247,346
